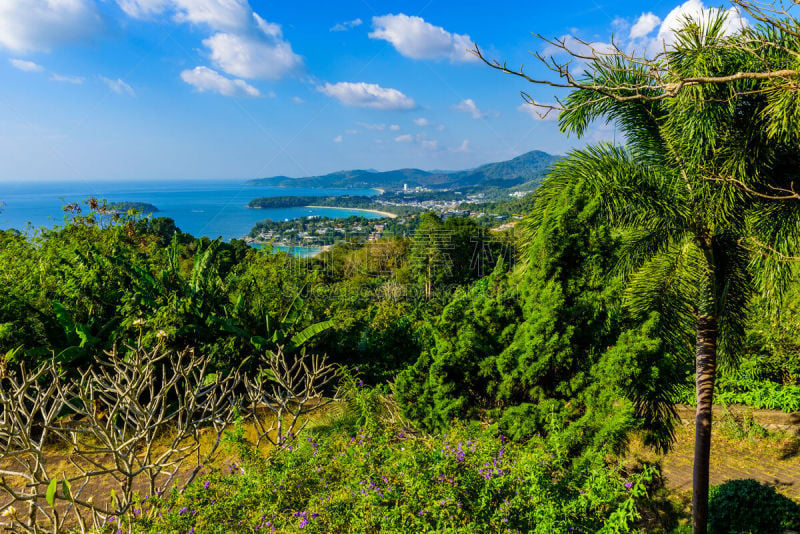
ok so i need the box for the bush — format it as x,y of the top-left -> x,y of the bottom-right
708,479 -> 800,533
117,409 -> 656,533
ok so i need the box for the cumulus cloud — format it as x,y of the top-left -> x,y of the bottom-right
118,0 -> 251,30
453,98 -> 485,119
389,124 -> 400,131
369,14 -> 476,62
518,103 -> 558,121
629,13 -> 661,39
292,96 -> 304,103
413,118 -> 428,126
0,0 -> 101,53
117,1 -> 303,81
10,59 -> 44,72
395,134 -> 412,142
180,66 -> 260,96
333,135 -> 343,143
318,82 -> 416,110
51,73 -> 85,84
101,77 -> 136,96
203,31 -> 302,79
330,18 -> 362,32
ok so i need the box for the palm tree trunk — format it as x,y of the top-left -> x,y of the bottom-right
692,313 -> 718,534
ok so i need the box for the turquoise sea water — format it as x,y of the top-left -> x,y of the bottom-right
0,180 -> 380,242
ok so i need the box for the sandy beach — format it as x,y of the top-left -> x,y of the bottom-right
304,205 -> 397,218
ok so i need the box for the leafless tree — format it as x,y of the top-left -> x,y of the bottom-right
242,348 -> 339,448
0,342 -> 237,533
0,359 -> 74,533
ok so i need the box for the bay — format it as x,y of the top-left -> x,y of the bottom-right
0,180 -> 381,242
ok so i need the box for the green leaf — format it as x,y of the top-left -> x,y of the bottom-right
52,302 -> 76,337
75,323 -> 99,348
46,478 -> 57,507
61,479 -> 72,502
203,373 -> 218,386
288,320 -> 335,351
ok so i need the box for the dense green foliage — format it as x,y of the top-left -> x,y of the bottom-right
248,214 -> 418,245
708,479 -> 800,533
8,9 -> 800,534
106,201 -> 160,214
118,385 -> 656,534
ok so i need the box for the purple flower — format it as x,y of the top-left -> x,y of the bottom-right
625,482 -> 634,489
298,518 -> 309,529
203,480 -> 211,490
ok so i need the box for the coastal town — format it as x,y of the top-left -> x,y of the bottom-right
244,189 -> 525,250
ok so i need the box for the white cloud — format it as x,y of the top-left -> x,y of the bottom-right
518,103 -> 558,121
203,30 -> 302,80
419,138 -> 439,150
10,59 -> 44,72
172,0 -> 251,31
330,18 -> 363,32
292,96 -> 304,104
318,82 -> 416,110
395,134 -> 412,142
611,17 -> 630,33
117,1 -> 303,81
453,98 -> 484,119
369,14 -> 476,62
333,135 -> 343,143
102,77 -> 136,96
389,124 -> 400,131
116,0 -> 170,18
51,73 -> 84,84
358,122 -> 386,131
451,139 -> 469,153
0,0 -> 101,53
180,66 -> 260,96
413,117 -> 428,127
629,13 -> 661,39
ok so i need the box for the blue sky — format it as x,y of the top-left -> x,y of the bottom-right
0,0 -> 745,182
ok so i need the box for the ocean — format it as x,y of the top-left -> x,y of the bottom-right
0,180 -> 381,242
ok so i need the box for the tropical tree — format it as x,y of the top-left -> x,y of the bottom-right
514,16 -> 800,533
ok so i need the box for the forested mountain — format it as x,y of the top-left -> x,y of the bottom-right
247,150 -> 561,191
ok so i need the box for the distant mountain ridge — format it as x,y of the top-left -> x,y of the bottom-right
247,150 -> 561,192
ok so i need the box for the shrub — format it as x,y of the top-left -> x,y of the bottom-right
708,479 -> 800,533
118,413 -> 656,533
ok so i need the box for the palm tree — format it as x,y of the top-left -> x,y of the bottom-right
536,17 -> 800,533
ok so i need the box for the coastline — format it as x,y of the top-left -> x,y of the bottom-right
304,205 -> 397,219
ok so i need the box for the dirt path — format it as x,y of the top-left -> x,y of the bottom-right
629,420 -> 800,501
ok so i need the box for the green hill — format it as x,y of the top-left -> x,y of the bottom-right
247,150 -> 560,192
